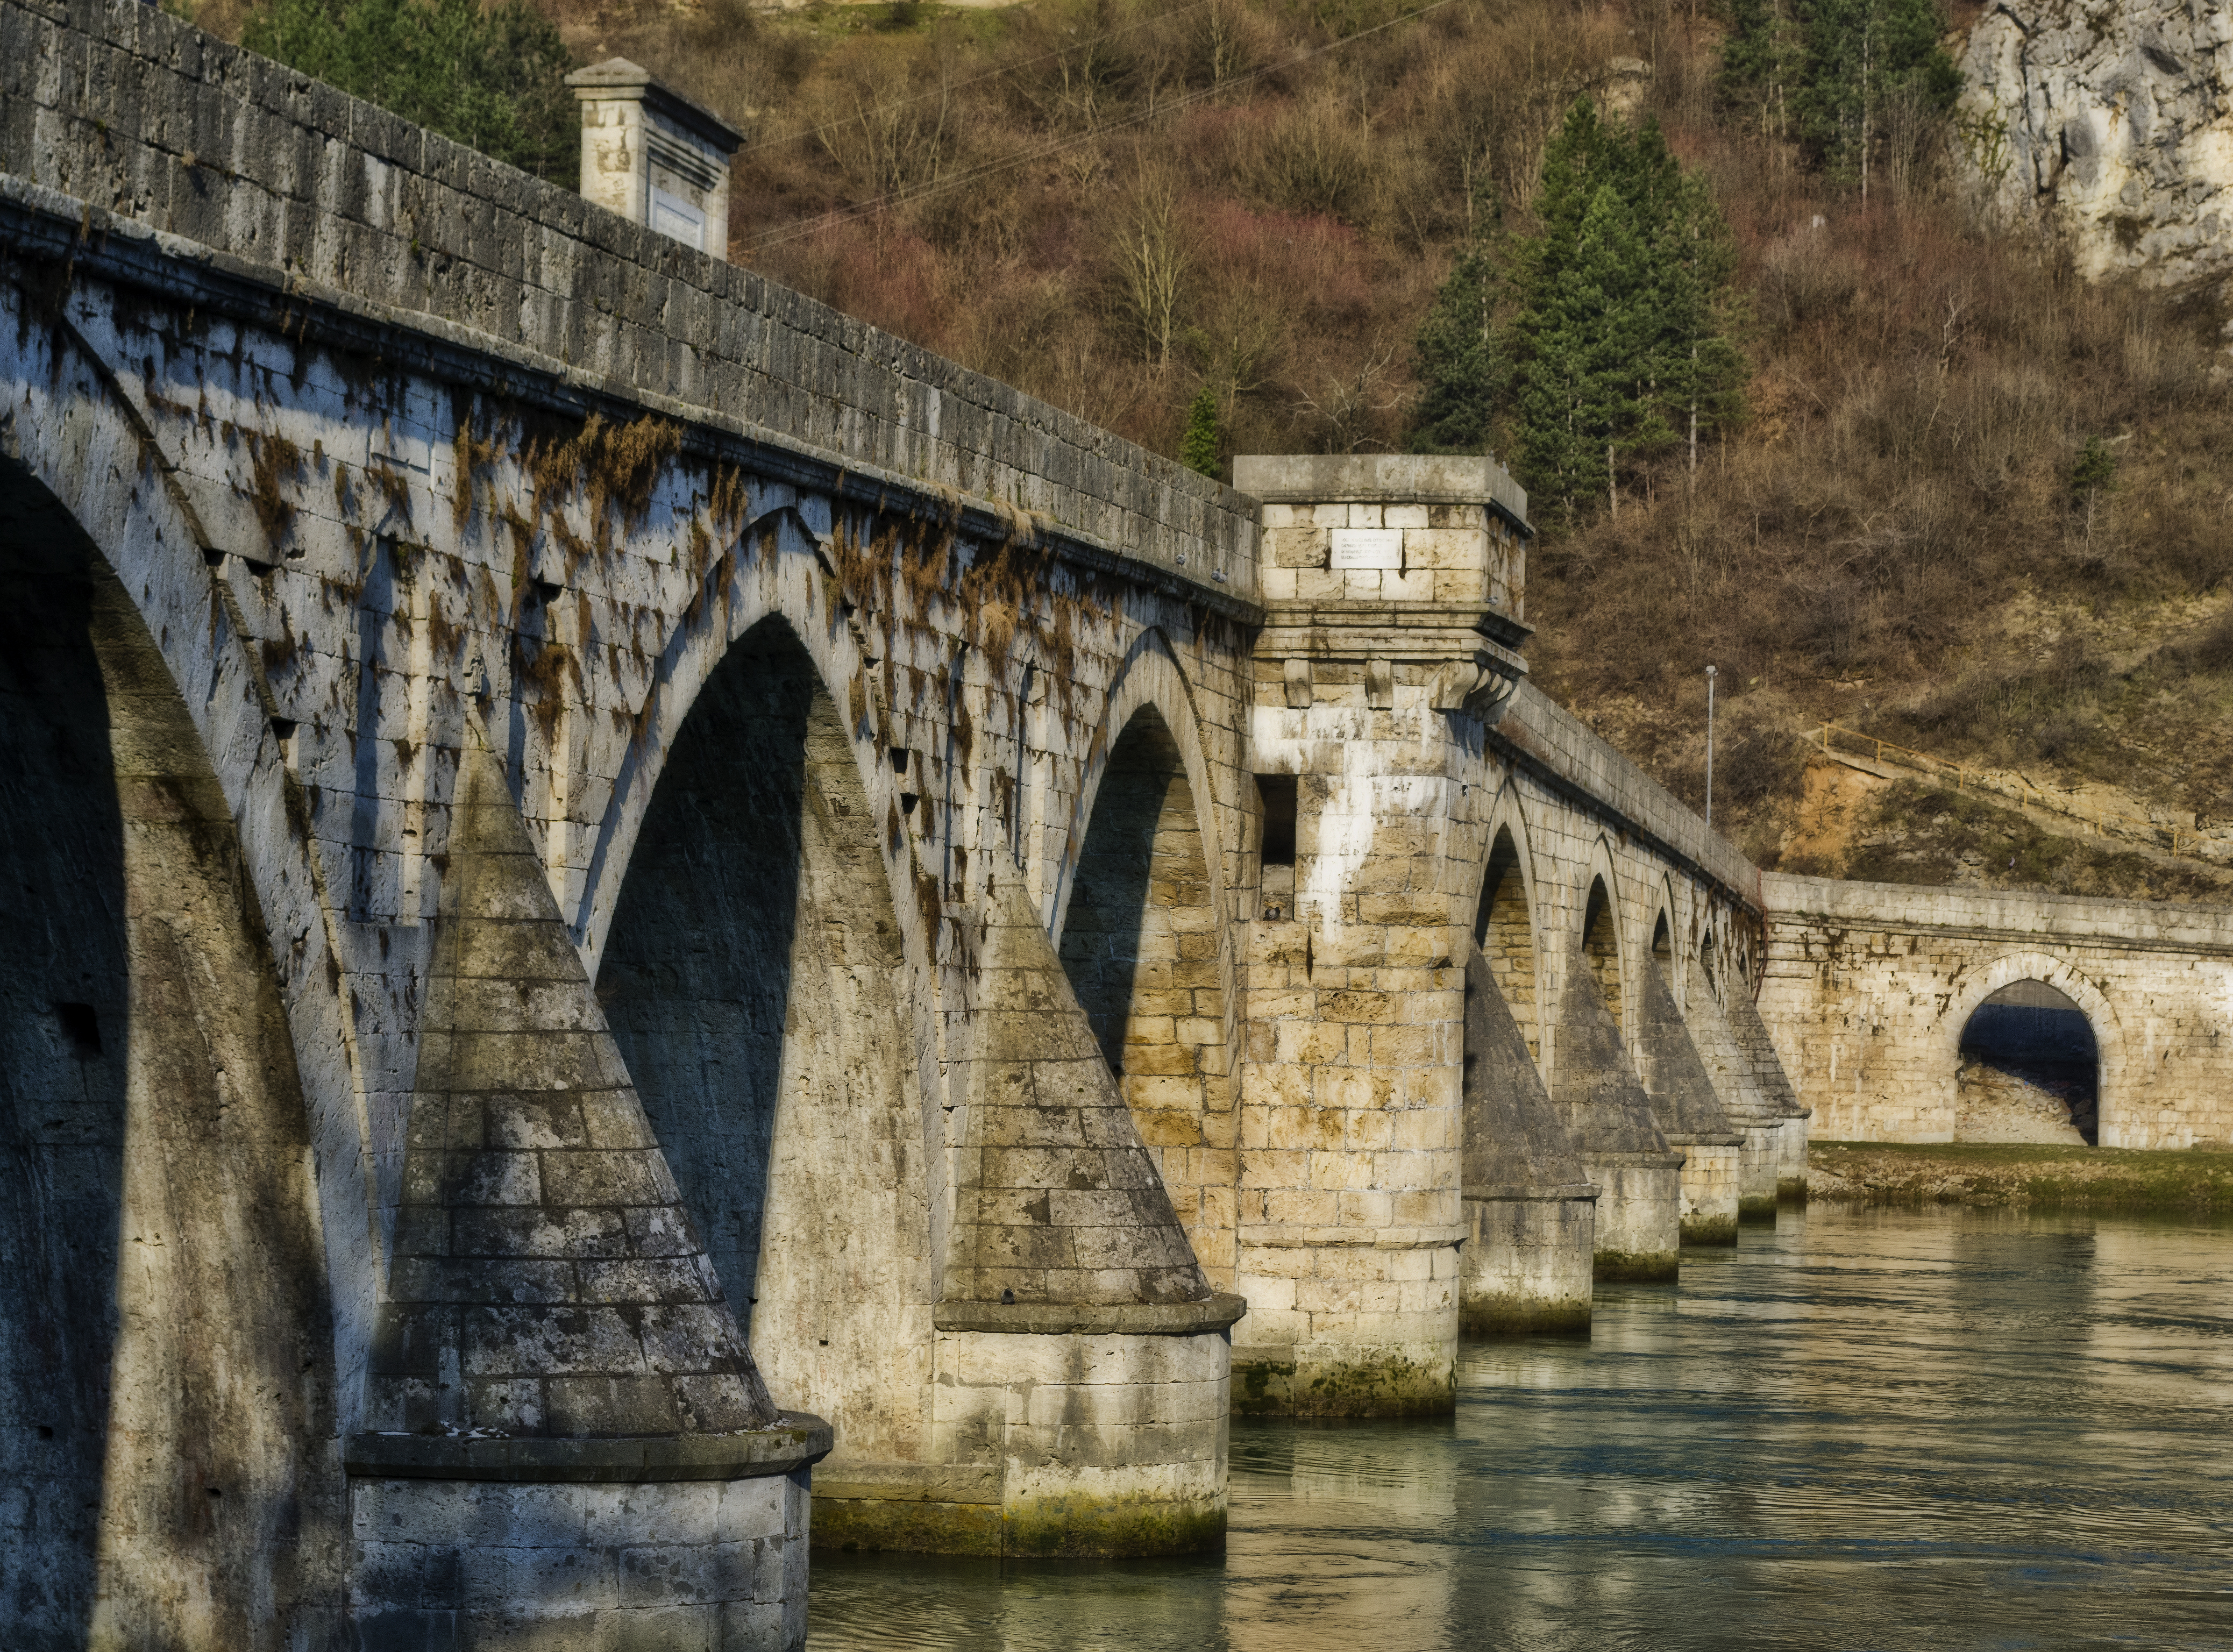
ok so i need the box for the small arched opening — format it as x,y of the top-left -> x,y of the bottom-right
1652,912 -> 1673,967
1582,877 -> 1623,1033
1475,827 -> 1540,1063
1059,706 -> 1231,1283
1957,981 -> 2100,1145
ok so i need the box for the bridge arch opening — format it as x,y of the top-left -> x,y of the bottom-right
0,459 -> 341,1644
1583,876 -> 1623,1033
1475,825 -> 1540,1063
596,614 -> 927,1458
1956,980 -> 2100,1146
1059,705 -> 1231,1285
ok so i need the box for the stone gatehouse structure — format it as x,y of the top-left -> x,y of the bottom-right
3,1 -> 2228,1647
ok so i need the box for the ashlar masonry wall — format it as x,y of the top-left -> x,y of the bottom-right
1758,873 -> 2233,1148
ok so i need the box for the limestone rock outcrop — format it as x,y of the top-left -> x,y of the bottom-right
1958,1 -> 2233,291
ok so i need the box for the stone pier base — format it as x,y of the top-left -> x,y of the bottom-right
345,1420 -> 828,1651
1586,1152 -> 1683,1280
816,1299 -> 1241,1557
1673,1138 -> 1741,1245
1739,1127 -> 1782,1221
1778,1115 -> 1813,1202
1459,1190 -> 1595,1334
1230,1236 -> 1460,1416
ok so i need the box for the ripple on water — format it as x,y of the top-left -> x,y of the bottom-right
808,1207 -> 2233,1652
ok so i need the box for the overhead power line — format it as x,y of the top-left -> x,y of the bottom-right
737,0 -> 1220,160
739,0 -> 1459,259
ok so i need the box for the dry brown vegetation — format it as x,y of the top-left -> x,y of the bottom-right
207,0 -> 2233,896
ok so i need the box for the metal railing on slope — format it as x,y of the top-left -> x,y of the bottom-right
1805,720 -> 2214,861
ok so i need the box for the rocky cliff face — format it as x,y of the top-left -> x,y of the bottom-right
1959,1 -> 2233,294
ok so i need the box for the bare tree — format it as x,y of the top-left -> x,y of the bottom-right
1111,164 -> 1193,374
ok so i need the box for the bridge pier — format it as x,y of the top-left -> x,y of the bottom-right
1634,956 -> 1744,1246
1550,937 -> 1683,1279
1459,939 -> 1597,1332
913,877 -> 1242,1553
1229,456 -> 1535,1412
350,751 -> 830,1648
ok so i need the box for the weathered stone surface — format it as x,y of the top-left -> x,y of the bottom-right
366,746 -> 780,1441
0,502 -> 348,1649
1633,957 -> 1741,1245
1958,0 -> 2233,292
1757,873 -> 2233,1151
1457,938 -> 1596,1331
948,874 -> 1213,1308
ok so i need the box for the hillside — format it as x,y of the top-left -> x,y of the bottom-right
215,0 -> 2233,899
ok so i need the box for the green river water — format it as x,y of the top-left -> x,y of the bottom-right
806,1205 -> 2233,1651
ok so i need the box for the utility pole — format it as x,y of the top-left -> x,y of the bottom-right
1705,665 -> 1717,831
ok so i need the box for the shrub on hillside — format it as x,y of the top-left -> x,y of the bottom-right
243,0 -> 577,182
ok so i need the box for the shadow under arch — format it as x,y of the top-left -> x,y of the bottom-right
1056,702 -> 1232,1288
1956,979 -> 2102,1147
0,457 -> 343,1648
1937,951 -> 2125,1145
1053,629 -> 1227,940
1582,872 -> 1625,1035
1475,816 -> 1543,1066
595,613 -> 930,1462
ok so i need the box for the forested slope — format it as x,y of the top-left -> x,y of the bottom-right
226,0 -> 2233,897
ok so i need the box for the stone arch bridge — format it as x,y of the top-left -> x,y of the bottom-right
3,2 -> 2227,1647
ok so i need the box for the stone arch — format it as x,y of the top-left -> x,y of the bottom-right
0,445 -> 346,1642
595,610 -> 932,1462
1939,952 -> 2128,1146
575,502 -> 924,974
1473,790 -> 1545,1066
1053,630 -> 1228,941
1578,842 -> 1629,1037
1054,666 -> 1233,1287
1650,874 -> 1682,1000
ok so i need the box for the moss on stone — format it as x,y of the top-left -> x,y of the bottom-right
810,1496 -> 1002,1556
1460,1299 -> 1591,1336
1680,1214 -> 1739,1245
1738,1197 -> 1780,1222
1231,1357 -> 1297,1415
1237,1352 -> 1454,1416
1592,1248 -> 1680,1281
1000,1494 -> 1226,1559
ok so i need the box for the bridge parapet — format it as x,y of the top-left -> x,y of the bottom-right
1,0 -> 1255,597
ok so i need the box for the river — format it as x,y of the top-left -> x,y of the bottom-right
806,1206 -> 2233,1650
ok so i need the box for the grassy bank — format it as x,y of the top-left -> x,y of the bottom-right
1809,1140 -> 2233,1213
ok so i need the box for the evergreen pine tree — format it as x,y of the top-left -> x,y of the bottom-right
1789,0 -> 1960,188
1718,0 -> 1796,138
1502,104 -> 1746,521
244,0 -> 579,183
1179,386 -> 1222,479
1512,183 -> 1666,519
1407,231 -> 1504,455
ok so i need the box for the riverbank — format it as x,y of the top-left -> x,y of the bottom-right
1808,1141 -> 2233,1212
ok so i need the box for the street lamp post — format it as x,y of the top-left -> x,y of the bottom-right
1705,665 -> 1717,832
